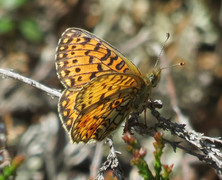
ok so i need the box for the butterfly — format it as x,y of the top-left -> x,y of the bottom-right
55,28 -> 161,143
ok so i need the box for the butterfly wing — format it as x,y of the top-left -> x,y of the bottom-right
55,28 -> 142,89
58,89 -> 79,136
71,94 -> 132,143
75,73 -> 144,112
56,28 -> 145,143
70,73 -> 145,143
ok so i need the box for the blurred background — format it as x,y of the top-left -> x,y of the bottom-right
0,0 -> 221,179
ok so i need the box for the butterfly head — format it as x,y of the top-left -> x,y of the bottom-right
146,67 -> 161,87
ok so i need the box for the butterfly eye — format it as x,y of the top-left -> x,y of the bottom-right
150,74 -> 155,84
150,74 -> 159,87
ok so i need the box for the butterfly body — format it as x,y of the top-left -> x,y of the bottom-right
55,28 -> 161,143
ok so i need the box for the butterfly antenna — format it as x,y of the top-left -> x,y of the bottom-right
154,33 -> 170,69
161,61 -> 185,70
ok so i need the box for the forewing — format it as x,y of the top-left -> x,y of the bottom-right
58,89 -> 79,142
55,28 -> 142,89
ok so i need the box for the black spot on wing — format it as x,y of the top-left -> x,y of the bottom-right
93,116 -> 99,120
116,60 -> 125,70
72,59 -> 78,63
66,38 -> 73,44
75,68 -> 81,73
94,43 -> 101,51
85,50 -> 90,55
89,56 -> 93,64
107,54 -> 118,66
123,68 -> 129,73
101,49 -> 111,61
97,64 -> 103,71
70,78 -> 75,86
90,72 -> 96,80
81,104 -> 86,110
100,93 -> 105,100
81,37 -> 91,45
63,53 -> 68,58
89,95 -> 93,99
77,76 -> 82,81
64,70 -> 70,76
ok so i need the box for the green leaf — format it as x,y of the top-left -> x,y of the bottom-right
0,0 -> 28,9
0,17 -> 14,34
19,19 -> 43,43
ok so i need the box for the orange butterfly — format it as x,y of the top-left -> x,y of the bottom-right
55,28 -> 161,143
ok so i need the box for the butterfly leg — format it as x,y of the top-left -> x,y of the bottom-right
123,112 -> 130,133
144,108 -> 147,128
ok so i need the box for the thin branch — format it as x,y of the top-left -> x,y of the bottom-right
0,68 -> 61,98
150,101 -> 222,174
95,137 -> 123,180
90,142 -> 104,179
127,100 -> 222,174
